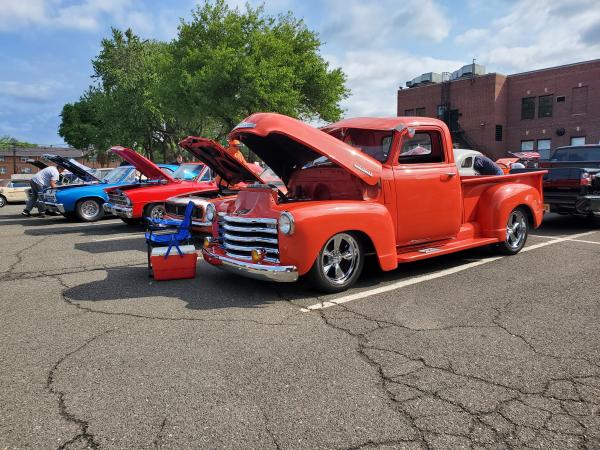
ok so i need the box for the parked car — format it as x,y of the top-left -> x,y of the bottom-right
164,138 -> 282,233
200,113 -> 545,292
532,144 -> 600,216
453,148 -> 483,176
39,164 -> 177,221
0,178 -> 31,207
103,146 -> 217,224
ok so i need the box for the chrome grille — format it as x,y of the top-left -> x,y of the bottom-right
42,192 -> 56,203
108,191 -> 128,206
218,215 -> 279,262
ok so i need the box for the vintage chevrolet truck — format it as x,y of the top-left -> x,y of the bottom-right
103,146 -> 216,224
198,113 -> 545,292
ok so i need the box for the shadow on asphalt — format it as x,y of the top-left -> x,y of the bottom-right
24,222 -> 142,236
532,213 -> 600,236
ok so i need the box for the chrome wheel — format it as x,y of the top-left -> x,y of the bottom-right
506,209 -> 527,250
0,195 -> 6,208
79,199 -> 101,220
149,204 -> 165,220
321,233 -> 360,285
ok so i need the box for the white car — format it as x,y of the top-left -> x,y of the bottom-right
453,148 -> 484,176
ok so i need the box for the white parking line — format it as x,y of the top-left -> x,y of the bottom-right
93,233 -> 143,242
301,230 -> 598,312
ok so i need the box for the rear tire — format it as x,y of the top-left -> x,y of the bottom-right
0,195 -> 6,208
75,198 -> 104,222
307,232 -> 364,293
496,207 -> 529,255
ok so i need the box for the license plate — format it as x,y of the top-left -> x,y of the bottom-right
543,203 -> 550,213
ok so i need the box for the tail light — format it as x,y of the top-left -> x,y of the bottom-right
581,172 -> 592,186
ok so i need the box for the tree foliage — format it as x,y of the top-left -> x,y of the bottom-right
59,1 -> 348,160
0,135 -> 36,149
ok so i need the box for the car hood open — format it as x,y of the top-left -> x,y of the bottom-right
108,146 -> 175,183
228,113 -> 382,185
43,154 -> 100,182
178,137 -> 266,186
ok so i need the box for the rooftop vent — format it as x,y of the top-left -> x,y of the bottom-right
406,72 -> 442,88
451,63 -> 486,80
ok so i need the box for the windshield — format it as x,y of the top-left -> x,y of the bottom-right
102,166 -> 134,183
324,128 -> 393,163
173,163 -> 206,180
551,146 -> 600,162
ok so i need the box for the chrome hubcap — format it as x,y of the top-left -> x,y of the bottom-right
0,197 -> 5,206
80,200 -> 99,219
321,233 -> 359,285
151,206 -> 165,219
506,210 -> 527,249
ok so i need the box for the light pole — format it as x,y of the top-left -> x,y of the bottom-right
11,142 -> 16,175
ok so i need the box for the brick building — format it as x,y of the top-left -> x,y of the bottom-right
0,147 -> 119,179
397,59 -> 600,159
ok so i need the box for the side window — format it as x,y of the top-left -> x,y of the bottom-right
461,156 -> 473,168
399,131 -> 444,164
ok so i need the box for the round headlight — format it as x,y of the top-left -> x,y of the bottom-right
205,203 -> 216,222
279,211 -> 295,235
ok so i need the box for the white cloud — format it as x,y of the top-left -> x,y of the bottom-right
0,80 -> 62,102
327,51 -> 463,117
456,0 -> 600,73
0,0 -> 156,33
323,0 -> 451,48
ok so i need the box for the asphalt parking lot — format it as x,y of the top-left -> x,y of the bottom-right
1,203 -> 599,450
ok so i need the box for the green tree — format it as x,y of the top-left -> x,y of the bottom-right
0,136 -> 36,149
166,0 -> 348,135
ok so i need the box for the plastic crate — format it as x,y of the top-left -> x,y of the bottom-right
150,245 -> 198,281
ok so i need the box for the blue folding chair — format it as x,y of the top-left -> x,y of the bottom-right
145,201 -> 194,271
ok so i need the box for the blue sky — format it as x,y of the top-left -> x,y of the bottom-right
0,0 -> 599,146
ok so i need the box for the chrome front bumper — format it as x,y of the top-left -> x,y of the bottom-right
42,202 -> 65,214
202,247 -> 298,283
103,202 -> 133,218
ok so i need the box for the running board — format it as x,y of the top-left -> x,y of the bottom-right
397,237 -> 499,263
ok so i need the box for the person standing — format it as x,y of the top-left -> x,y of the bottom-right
22,165 -> 60,217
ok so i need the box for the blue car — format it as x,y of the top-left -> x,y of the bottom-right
39,155 -> 177,221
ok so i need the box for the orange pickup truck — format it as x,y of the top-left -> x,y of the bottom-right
199,113 -> 545,292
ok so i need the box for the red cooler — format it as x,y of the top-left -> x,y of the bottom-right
150,245 -> 198,281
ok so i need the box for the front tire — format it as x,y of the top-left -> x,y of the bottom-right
496,207 -> 529,255
0,195 -> 6,208
75,198 -> 104,222
145,203 -> 166,221
307,232 -> 364,293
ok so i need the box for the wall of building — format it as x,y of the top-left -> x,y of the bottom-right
397,59 -> 600,159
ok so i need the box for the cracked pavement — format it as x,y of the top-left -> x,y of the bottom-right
0,205 -> 599,449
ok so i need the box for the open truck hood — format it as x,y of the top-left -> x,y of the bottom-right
43,154 -> 100,182
108,146 -> 175,183
178,137 -> 267,186
228,113 -> 382,185
27,159 -> 48,170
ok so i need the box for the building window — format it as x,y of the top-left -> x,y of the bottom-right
571,86 -> 588,114
521,140 -> 534,151
495,125 -> 503,142
0,167 -> 6,174
0,155 -> 4,162
20,167 -> 32,174
538,95 -> 553,118
556,96 -> 565,102
437,105 -> 446,118
521,97 -> 535,119
537,139 -> 552,159
404,109 -> 414,116
415,107 -> 426,117
20,156 -> 29,162
570,136 -> 586,146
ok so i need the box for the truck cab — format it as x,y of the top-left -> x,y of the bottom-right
199,113 -> 545,292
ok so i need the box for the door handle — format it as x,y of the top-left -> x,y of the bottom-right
440,172 -> 457,180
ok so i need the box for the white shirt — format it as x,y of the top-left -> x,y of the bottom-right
32,166 -> 60,187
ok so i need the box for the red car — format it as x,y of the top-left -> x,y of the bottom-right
103,146 -> 216,224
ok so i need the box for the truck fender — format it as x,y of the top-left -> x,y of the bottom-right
279,202 -> 398,275
477,183 -> 543,240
